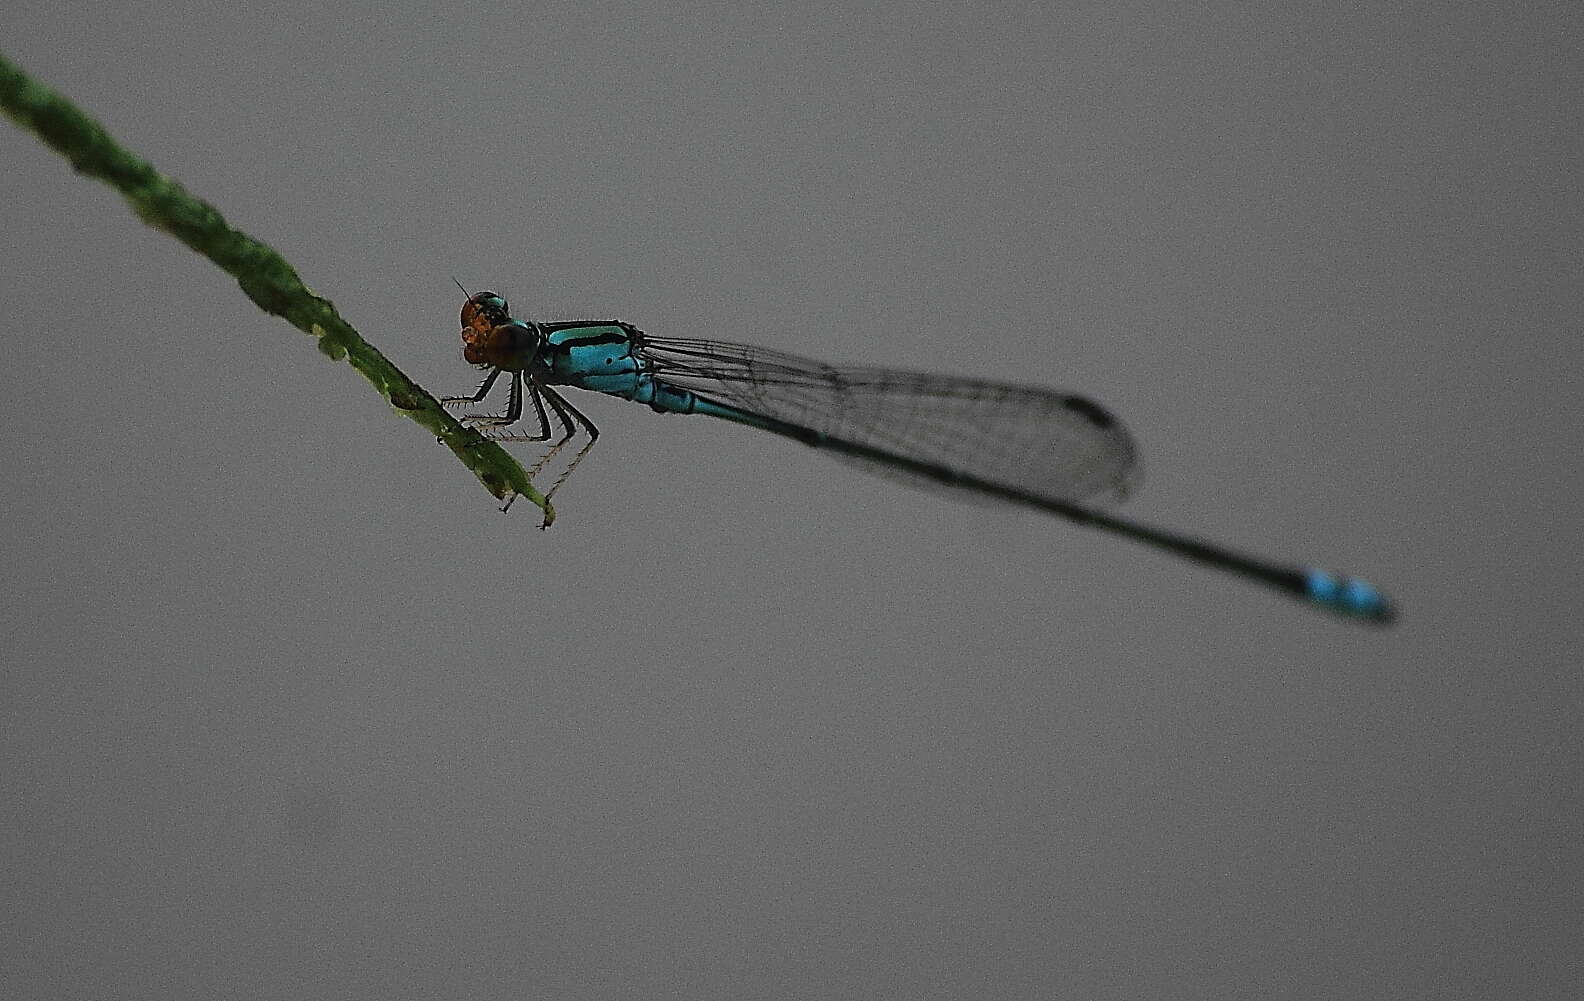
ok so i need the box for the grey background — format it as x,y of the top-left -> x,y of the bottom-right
3,2 -> 1579,998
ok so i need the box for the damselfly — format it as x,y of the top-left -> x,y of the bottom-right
442,289 -> 1395,624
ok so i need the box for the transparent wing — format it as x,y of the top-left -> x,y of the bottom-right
637,336 -> 1140,506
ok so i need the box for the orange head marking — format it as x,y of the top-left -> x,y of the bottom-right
461,290 -> 512,337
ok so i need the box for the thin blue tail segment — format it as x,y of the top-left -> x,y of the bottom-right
1303,569 -> 1396,623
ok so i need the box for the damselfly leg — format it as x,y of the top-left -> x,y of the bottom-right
459,372 -> 553,443
533,385 -> 601,500
440,368 -> 502,408
445,368 -> 602,502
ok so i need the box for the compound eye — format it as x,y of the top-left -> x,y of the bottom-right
471,290 -> 508,313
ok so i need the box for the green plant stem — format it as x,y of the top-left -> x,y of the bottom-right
0,52 -> 553,524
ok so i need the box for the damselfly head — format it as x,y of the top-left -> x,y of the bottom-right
461,290 -> 512,336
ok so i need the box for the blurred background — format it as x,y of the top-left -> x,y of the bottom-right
3,3 -> 1580,998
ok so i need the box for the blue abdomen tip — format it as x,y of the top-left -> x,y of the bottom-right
1305,569 -> 1395,623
